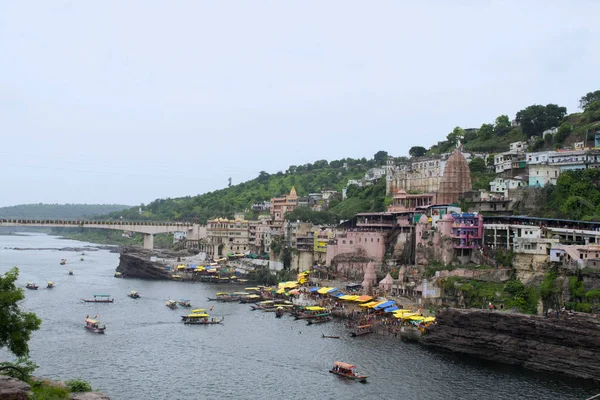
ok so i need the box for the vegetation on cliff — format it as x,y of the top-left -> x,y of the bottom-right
0,203 -> 131,219
104,155 -> 389,223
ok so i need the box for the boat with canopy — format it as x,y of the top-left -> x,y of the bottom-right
84,315 -> 106,334
128,291 -> 140,299
26,282 -> 39,290
82,294 -> 114,303
166,300 -> 178,309
350,324 -> 373,337
47,281 -> 54,289
178,299 -> 191,307
329,361 -> 368,383
181,309 -> 224,325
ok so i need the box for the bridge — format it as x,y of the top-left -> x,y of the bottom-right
0,219 -> 206,250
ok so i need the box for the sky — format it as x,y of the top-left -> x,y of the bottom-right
1,1 -> 599,207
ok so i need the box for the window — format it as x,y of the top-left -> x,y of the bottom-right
371,238 -> 374,242
342,240 -> 346,244
349,240 -> 353,245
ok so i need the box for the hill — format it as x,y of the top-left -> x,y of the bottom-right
107,156 -> 388,223
0,203 -> 132,219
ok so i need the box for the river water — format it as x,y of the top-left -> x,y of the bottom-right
1,233 -> 598,400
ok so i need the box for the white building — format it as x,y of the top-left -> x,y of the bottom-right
526,149 -> 600,187
490,177 -> 527,194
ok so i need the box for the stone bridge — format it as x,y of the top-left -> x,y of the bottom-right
0,219 -> 206,250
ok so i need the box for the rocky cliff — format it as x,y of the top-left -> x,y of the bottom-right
421,308 -> 600,381
117,246 -> 201,280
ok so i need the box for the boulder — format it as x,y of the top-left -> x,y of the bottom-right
0,375 -> 31,400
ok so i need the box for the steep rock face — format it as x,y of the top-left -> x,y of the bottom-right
421,308 -> 600,381
117,247 -> 171,280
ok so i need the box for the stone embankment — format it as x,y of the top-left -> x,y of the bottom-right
421,308 -> 600,381
117,246 -> 202,280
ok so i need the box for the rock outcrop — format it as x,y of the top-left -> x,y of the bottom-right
118,247 -> 172,280
0,376 -> 30,400
421,308 -> 600,381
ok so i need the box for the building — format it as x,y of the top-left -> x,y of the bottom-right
490,177 -> 527,195
386,149 -> 473,204
449,213 -> 484,264
326,231 -> 388,277
526,149 -> 600,187
270,187 -> 299,221
387,189 -> 436,213
251,201 -> 271,212
204,217 -> 250,257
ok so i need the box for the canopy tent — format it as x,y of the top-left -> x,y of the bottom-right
360,301 -> 379,307
369,301 -> 388,309
305,306 -> 326,311
332,292 -> 345,298
374,300 -> 396,310
384,306 -> 400,313
327,287 -> 339,293
339,295 -> 358,301
423,317 -> 436,323
289,289 -> 301,295
308,287 -> 319,292
317,287 -> 334,294
333,361 -> 356,369
353,295 -> 373,302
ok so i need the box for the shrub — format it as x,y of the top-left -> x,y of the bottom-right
66,379 -> 92,393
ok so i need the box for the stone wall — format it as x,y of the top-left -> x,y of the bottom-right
421,308 -> 600,381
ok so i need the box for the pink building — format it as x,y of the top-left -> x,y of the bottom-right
387,189 -> 437,213
326,231 -> 387,277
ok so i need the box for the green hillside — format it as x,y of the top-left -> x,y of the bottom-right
107,155 -> 390,223
0,203 -> 132,219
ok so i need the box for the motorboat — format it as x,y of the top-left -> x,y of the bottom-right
26,282 -> 39,290
82,294 -> 114,303
128,291 -> 140,299
178,299 -> 191,307
47,281 -> 54,289
166,300 -> 178,309
60,259 -> 67,265
68,270 -> 74,275
329,361 -> 367,383
85,316 -> 106,334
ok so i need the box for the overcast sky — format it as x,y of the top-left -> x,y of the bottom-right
1,1 -> 598,207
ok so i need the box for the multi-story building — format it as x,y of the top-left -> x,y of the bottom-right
526,149 -> 600,187
205,217 -> 250,257
251,201 -> 271,212
450,213 -> 484,263
270,187 -> 298,221
490,177 -> 527,195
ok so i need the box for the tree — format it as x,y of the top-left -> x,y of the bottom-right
581,100 -> 600,123
580,90 -> 600,110
257,171 -> 270,183
228,177 -> 232,188
494,115 -> 511,136
0,267 -> 41,357
408,146 -> 427,158
515,104 -> 567,137
478,123 -> 494,140
554,122 -> 572,146
469,157 -> 487,174
486,154 -> 495,167
447,126 -> 465,146
373,151 -> 388,165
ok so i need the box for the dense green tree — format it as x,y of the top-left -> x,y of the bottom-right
408,146 -> 427,158
554,122 -> 572,146
580,90 -> 600,110
446,126 -> 465,146
494,115 -> 511,136
0,268 -> 41,357
516,104 -> 567,137
477,123 -> 494,140
284,207 -> 337,225
486,154 -> 495,167
469,157 -> 487,173
581,100 -> 600,123
373,150 -> 389,165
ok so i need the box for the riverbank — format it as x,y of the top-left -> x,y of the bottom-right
421,308 -> 600,382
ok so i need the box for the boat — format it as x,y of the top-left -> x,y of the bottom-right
60,259 -> 67,265
307,315 -> 332,325
84,315 -> 106,334
82,294 -> 114,303
275,307 -> 285,318
128,291 -> 140,299
114,272 -> 122,278
47,281 -> 54,289
26,282 -> 39,290
322,334 -> 340,339
329,361 -> 368,383
350,324 -> 373,337
182,311 -> 224,325
166,300 -> 178,309
178,299 -> 191,307
68,270 -> 74,275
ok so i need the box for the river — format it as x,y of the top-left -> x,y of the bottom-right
1,233 -> 598,400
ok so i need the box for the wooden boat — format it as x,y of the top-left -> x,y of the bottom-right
47,281 -> 54,289
128,291 -> 140,299
84,316 -> 106,334
307,316 -> 332,325
82,294 -> 114,303
60,259 -> 67,265
182,313 -> 224,325
114,272 -> 123,278
68,270 -> 74,275
26,282 -> 39,290
322,334 -> 340,339
329,361 -> 367,383
350,324 -> 373,337
178,299 -> 191,307
166,300 -> 178,309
